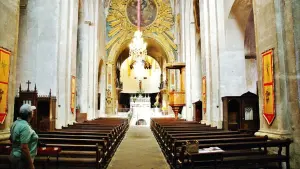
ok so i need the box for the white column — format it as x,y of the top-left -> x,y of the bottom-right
88,0 -> 95,120
185,0 -> 195,121
66,0 -> 79,124
200,0 -> 212,125
77,0 -> 89,115
208,0 -> 221,128
56,0 -> 70,128
216,0 -> 226,128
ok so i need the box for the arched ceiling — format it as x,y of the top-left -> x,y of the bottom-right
229,0 -> 253,33
116,38 -> 167,67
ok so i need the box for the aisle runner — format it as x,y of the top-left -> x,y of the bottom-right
108,126 -> 169,169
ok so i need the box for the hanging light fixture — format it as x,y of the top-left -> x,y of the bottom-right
129,0 -> 147,65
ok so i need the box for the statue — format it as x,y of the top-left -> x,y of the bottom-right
154,93 -> 160,107
139,80 -> 142,92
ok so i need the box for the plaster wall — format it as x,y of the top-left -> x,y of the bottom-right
0,0 -> 20,140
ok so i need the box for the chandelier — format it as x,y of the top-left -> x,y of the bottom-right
129,0 -> 147,63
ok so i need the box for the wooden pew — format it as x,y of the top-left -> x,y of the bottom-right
179,139 -> 292,169
0,117 -> 129,169
151,118 -> 292,169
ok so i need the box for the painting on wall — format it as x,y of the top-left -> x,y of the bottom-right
127,0 -> 157,27
262,48 -> 275,125
0,48 -> 11,124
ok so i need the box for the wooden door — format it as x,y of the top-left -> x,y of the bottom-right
228,99 -> 241,131
194,101 -> 202,122
240,92 -> 259,131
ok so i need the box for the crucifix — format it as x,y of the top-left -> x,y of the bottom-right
0,88 -> 3,103
26,80 -> 31,91
0,53 -> 7,75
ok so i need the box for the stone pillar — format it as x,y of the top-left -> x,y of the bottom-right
253,0 -> 300,167
67,0 -> 79,124
253,0 -> 293,138
291,0 -> 300,166
77,0 -> 89,116
56,0 -> 71,128
200,0 -> 211,125
188,0 -> 197,121
181,0 -> 194,121
0,0 -> 20,140
87,0 -> 96,120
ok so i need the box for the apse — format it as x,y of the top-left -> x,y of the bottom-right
120,55 -> 161,94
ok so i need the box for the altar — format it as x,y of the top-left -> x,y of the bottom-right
130,95 -> 152,125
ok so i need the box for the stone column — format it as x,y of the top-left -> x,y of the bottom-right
56,0 -> 71,128
77,0 -> 90,116
87,0 -> 96,120
200,0 -> 211,125
182,0 -> 194,121
66,0 -> 79,124
0,0 -> 20,140
253,0 -> 293,138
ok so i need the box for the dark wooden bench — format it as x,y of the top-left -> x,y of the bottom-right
179,139 -> 292,169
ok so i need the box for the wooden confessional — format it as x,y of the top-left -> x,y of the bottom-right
14,81 -> 56,131
222,92 -> 259,131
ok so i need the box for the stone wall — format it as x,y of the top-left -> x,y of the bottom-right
0,0 -> 20,140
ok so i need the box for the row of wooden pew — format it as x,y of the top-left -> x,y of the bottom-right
0,117 -> 129,169
151,117 -> 292,169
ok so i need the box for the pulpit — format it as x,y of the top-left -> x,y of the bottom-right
166,63 -> 186,120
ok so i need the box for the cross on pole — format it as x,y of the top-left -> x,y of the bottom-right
26,80 -> 31,91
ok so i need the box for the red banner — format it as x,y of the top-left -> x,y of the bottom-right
262,49 -> 275,125
70,76 -> 76,113
202,76 -> 206,113
0,48 -> 10,124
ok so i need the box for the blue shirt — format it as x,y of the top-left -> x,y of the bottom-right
10,119 -> 39,158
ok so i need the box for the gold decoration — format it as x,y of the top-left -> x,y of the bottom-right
106,0 -> 177,52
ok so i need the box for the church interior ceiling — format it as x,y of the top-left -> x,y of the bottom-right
105,0 -> 177,58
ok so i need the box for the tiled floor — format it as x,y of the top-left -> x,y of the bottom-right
107,126 -> 169,169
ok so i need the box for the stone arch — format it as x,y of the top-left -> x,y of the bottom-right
106,33 -> 175,114
193,0 -> 200,34
228,0 -> 253,35
107,35 -> 175,64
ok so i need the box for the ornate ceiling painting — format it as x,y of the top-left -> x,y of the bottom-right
106,0 -> 177,58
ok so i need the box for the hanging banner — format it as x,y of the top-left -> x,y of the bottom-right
202,76 -> 206,113
262,49 -> 275,125
0,48 -> 11,124
70,76 -> 76,113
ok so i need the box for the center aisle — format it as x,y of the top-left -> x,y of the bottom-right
107,126 -> 169,169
